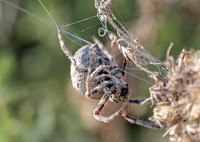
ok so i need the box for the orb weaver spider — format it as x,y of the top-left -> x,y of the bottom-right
58,28 -> 164,129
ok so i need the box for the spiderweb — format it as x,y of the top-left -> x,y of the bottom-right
1,0 -> 165,86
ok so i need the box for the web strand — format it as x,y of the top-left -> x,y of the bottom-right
1,0 -> 152,85
61,15 -> 97,28
1,0 -> 93,45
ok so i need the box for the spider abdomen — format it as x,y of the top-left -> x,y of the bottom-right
70,44 -> 116,96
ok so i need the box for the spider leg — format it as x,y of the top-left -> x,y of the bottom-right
85,58 -> 94,97
90,65 -> 116,78
90,81 -> 112,94
86,78 -> 113,99
94,91 -> 123,123
85,58 -> 113,98
92,36 -> 116,66
85,60 -> 115,98
129,98 -> 151,104
92,74 -> 117,82
122,105 -> 166,129
58,28 -> 88,72
121,58 -> 128,78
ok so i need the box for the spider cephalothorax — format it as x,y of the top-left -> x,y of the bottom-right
58,28 -> 164,129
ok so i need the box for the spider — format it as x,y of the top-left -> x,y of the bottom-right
58,28 -> 164,129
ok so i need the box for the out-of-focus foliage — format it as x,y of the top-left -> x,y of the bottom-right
0,0 -> 200,142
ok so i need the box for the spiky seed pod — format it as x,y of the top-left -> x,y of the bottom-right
150,49 -> 200,142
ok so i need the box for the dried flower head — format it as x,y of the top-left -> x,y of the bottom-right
94,0 -> 200,140
150,48 -> 200,142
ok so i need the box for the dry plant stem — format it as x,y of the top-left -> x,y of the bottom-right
106,13 -> 163,65
132,51 -> 155,75
95,0 -> 165,80
166,42 -> 174,59
96,1 -> 163,64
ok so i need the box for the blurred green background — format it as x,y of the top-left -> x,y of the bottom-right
0,0 -> 200,142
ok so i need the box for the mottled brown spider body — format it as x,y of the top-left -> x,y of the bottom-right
71,44 -> 129,103
58,28 -> 164,128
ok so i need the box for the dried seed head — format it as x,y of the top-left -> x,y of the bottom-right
150,49 -> 200,142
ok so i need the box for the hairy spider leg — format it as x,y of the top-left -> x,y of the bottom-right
92,74 -> 119,83
94,91 -> 123,123
90,65 -> 117,78
129,98 -> 151,104
91,81 -> 113,94
85,61 -> 116,98
122,105 -> 165,129
92,36 -> 106,51
58,28 -> 88,72
121,58 -> 128,78
92,36 -> 116,66
85,57 -> 94,98
84,58 -> 112,99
